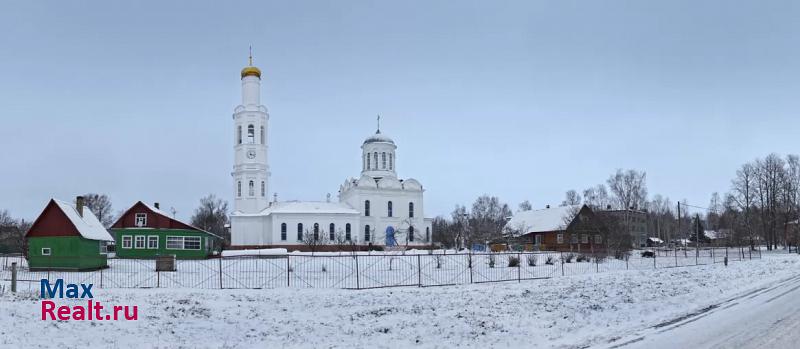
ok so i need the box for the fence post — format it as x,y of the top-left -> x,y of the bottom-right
595,254 -> 599,273
417,254 -> 422,287
517,253 -> 521,282
355,255 -> 360,290
654,251 -> 657,269
674,249 -> 677,267
100,268 -> 103,288
469,253 -> 473,284
10,262 -> 16,293
286,256 -> 291,287
625,255 -> 629,270
218,257 -> 223,289
561,252 -> 565,276
749,247 -> 752,260
711,248 -> 714,263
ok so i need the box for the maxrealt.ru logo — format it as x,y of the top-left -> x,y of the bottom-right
40,279 -> 138,321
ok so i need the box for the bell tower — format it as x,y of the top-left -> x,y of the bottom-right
232,48 -> 270,213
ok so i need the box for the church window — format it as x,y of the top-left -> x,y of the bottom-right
366,154 -> 370,170
387,201 -> 393,217
237,181 -> 242,197
365,225 -> 371,242
237,126 -> 242,144
260,126 -> 265,144
409,202 -> 414,218
426,227 -> 430,242
329,223 -> 335,240
373,152 -> 378,169
345,223 -> 351,241
248,180 -> 255,196
389,153 -> 393,170
409,226 -> 414,242
280,223 -> 287,241
313,223 -> 319,240
364,200 -> 370,216
297,223 -> 303,241
381,152 -> 386,169
261,181 -> 265,197
247,125 -> 255,144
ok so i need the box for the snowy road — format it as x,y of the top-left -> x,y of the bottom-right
602,274 -> 800,349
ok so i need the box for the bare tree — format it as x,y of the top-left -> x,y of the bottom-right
583,184 -> 611,210
0,210 -> 28,253
518,200 -> 532,212
561,190 -> 582,206
80,193 -> 114,228
606,169 -> 648,210
190,194 -> 230,243
468,195 -> 512,248
301,228 -> 329,255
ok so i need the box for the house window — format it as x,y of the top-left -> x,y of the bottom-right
135,236 -> 146,249
281,223 -> 287,241
135,213 -> 147,227
570,234 -> 578,244
237,126 -> 242,144
535,234 -> 542,245
166,236 -> 201,250
365,225 -> 371,242
260,125 -> 265,144
329,223 -> 336,240
41,248 -> 51,256
297,223 -> 303,241
364,200 -> 370,216
409,202 -> 414,218
247,124 -> 255,144
581,234 -> 589,244
237,181 -> 242,197
373,152 -> 378,169
99,243 -> 108,254
345,223 -> 351,241
147,236 -> 158,249
249,180 -> 255,196
261,181 -> 265,197
409,226 -> 414,242
557,234 -> 564,244
122,236 -> 132,249
389,153 -> 393,170
387,201 -> 393,217
594,234 -> 602,244
382,152 -> 386,169
313,223 -> 319,240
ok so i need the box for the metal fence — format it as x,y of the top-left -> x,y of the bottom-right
1,247 -> 761,291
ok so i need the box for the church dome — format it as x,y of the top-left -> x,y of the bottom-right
363,131 -> 394,145
241,66 -> 261,79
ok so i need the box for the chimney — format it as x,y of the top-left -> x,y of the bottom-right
76,196 -> 85,217
154,202 -> 160,210
546,205 -> 550,209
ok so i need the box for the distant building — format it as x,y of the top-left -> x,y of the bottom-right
111,201 -> 221,259
503,205 -> 604,252
597,208 -> 649,248
25,197 -> 114,270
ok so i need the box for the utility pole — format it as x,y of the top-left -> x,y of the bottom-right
677,201 -> 681,249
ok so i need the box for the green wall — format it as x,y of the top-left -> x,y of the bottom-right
27,236 -> 108,270
112,229 -> 217,259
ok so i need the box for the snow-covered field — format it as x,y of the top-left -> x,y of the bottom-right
0,251 -> 796,348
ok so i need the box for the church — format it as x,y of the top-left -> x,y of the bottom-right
229,55 -> 433,250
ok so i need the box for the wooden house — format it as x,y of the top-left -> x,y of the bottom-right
503,204 -> 605,252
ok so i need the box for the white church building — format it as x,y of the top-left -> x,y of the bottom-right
230,56 -> 432,250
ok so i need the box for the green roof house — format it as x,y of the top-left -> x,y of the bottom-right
25,196 -> 114,270
111,201 -> 221,259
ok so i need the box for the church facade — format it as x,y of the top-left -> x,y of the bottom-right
230,57 -> 432,250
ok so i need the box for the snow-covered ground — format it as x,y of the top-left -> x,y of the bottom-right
0,252 -> 796,349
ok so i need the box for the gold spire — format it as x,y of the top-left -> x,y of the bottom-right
241,45 -> 262,79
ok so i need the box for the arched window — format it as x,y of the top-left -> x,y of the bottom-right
426,227 -> 430,242
365,225 -> 371,242
387,201 -> 393,217
366,154 -> 371,170
280,223 -> 287,241
248,180 -> 255,196
237,181 -> 242,197
329,223 -> 335,240
409,226 -> 415,242
381,152 -> 386,169
389,153 -> 393,170
373,152 -> 378,169
345,223 -> 352,241
247,124 -> 255,144
364,200 -> 370,217
297,223 -> 303,241
409,202 -> 414,218
313,223 -> 319,240
260,126 -> 265,144
261,181 -> 265,197
237,126 -> 242,144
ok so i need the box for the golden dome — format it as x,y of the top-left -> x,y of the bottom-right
241,66 -> 261,79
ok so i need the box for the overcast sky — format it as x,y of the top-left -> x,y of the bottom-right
1,1 -> 799,222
